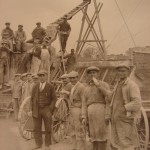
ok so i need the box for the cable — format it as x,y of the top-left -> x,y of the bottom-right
107,0 -> 143,49
112,0 -> 137,47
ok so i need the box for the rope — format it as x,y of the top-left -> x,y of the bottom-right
113,0 -> 137,47
107,0 -> 144,49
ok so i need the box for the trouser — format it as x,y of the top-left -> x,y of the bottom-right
33,106 -> 52,147
70,107 -> 86,150
92,141 -> 107,150
12,98 -> 20,120
15,41 -> 25,52
60,34 -> 69,52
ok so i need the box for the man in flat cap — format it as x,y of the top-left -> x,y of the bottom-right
22,73 -> 34,101
59,74 -> 72,108
31,22 -> 46,44
2,73 -> 22,121
15,25 -> 26,52
58,17 -> 71,53
1,22 -> 14,50
68,71 -> 86,150
108,64 -> 141,150
0,41 -> 11,89
64,49 -> 76,73
81,66 -> 111,150
32,74 -> 39,84
31,70 -> 56,150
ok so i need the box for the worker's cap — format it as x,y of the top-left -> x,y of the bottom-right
21,73 -> 28,78
26,73 -> 32,76
5,22 -> 10,25
1,40 -> 9,45
15,73 -> 21,77
60,74 -> 69,79
18,25 -> 23,27
86,66 -> 100,73
68,71 -> 79,78
116,64 -> 131,70
32,74 -> 38,79
37,70 -> 48,76
2,32 -> 9,35
36,22 -> 41,25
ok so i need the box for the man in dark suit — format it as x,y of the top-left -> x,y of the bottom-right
31,70 -> 56,150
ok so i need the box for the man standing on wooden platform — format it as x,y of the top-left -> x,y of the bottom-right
31,71 -> 56,150
58,17 -> 71,53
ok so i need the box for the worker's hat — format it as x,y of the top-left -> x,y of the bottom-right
68,71 -> 79,78
15,73 -> 21,77
60,74 -> 69,79
26,72 -> 32,76
86,66 -> 100,73
21,73 -> 28,78
36,22 -> 41,25
116,64 -> 131,70
32,74 -> 38,79
37,70 -> 48,76
5,22 -> 10,25
18,25 -> 23,27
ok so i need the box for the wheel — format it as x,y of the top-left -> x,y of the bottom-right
52,98 -> 70,143
18,96 -> 34,140
136,107 -> 149,149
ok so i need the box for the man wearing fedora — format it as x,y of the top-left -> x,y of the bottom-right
31,70 -> 56,150
81,66 -> 110,150
68,71 -> 86,150
15,25 -> 26,52
108,64 -> 142,150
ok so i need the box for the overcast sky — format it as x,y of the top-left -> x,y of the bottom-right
0,0 -> 150,54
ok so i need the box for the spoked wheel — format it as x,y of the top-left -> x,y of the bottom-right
136,107 -> 150,150
52,98 -> 70,143
18,96 -> 34,140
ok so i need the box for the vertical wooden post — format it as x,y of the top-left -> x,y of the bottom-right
93,0 -> 107,59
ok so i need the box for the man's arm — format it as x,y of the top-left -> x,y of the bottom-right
124,83 -> 142,112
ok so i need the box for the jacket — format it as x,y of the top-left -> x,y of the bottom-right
110,78 -> 142,119
31,82 -> 56,118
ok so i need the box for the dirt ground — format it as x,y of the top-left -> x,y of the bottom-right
0,117 -> 93,150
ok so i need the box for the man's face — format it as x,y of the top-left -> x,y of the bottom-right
62,78 -> 69,84
33,78 -> 39,84
37,24 -> 41,28
22,76 -> 27,82
15,76 -> 20,81
38,74 -> 47,83
18,26 -> 23,31
6,24 -> 10,28
117,67 -> 130,80
27,75 -> 32,81
88,70 -> 99,80
69,77 -> 78,85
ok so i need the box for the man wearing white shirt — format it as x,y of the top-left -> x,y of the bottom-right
31,70 -> 56,150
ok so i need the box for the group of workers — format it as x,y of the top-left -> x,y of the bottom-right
0,17 -> 71,53
22,64 -> 141,150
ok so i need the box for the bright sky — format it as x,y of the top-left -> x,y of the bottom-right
0,0 -> 150,54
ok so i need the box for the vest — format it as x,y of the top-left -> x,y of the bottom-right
38,87 -> 50,107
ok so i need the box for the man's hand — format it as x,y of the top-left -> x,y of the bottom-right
28,111 -> 32,117
82,118 -> 87,126
92,77 -> 99,86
